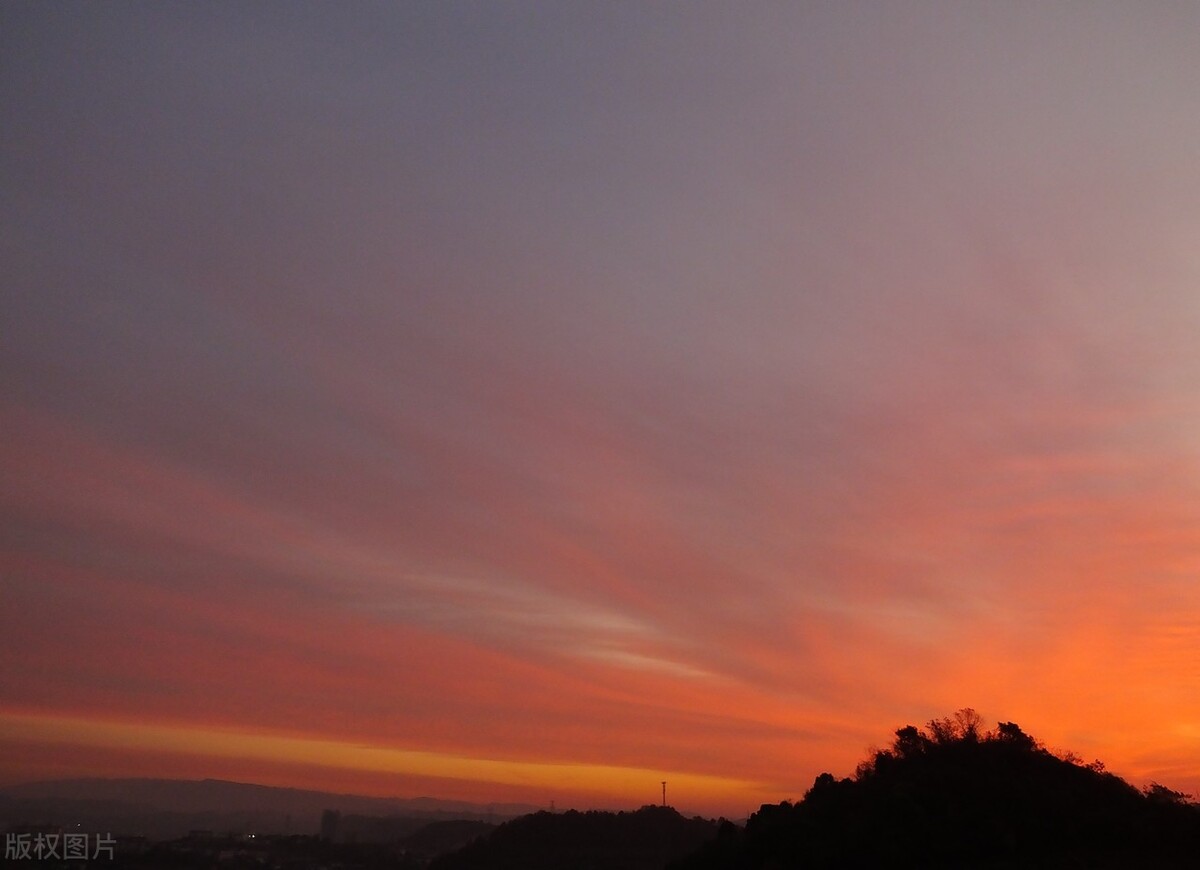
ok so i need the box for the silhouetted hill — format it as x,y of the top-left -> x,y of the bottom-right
429,805 -> 720,870
402,819 -> 496,860
671,710 -> 1200,869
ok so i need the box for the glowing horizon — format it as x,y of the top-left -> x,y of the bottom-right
0,709 -> 771,814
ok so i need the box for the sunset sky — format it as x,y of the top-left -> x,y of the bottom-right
3,2 -> 1200,818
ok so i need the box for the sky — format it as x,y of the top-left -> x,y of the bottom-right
3,2 -> 1200,818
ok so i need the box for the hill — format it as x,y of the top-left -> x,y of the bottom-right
671,710 -> 1200,869
428,804 -> 720,870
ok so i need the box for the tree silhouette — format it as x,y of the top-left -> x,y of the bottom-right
671,709 -> 1200,869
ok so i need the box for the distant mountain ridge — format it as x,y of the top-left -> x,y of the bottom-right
0,777 -> 538,840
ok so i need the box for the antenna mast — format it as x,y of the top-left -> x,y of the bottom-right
661,781 -> 667,807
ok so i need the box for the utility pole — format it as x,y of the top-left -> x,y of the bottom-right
661,781 -> 667,807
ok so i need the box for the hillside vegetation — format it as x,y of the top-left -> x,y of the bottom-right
672,709 -> 1200,869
